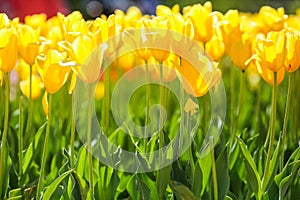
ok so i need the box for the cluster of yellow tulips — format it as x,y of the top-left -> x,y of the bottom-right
0,2 -> 299,108
0,2 -> 300,105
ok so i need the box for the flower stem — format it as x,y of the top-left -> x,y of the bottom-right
187,111 -> 195,174
280,72 -> 293,170
0,72 -> 10,199
210,137 -> 218,200
87,86 -> 94,199
262,72 -> 277,191
230,61 -> 235,136
25,65 -> 33,134
144,60 -> 150,153
18,96 -> 24,185
70,114 -> 75,168
158,61 -> 164,151
232,70 -> 245,137
36,94 -> 53,199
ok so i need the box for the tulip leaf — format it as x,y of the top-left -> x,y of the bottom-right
170,180 -> 200,200
237,136 -> 261,198
262,137 -> 282,191
216,147 -> 229,200
42,169 -> 74,200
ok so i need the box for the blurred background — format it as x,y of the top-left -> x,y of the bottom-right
1,0 -> 300,20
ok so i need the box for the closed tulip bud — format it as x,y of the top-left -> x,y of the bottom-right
18,24 -> 41,66
284,31 -> 300,72
0,28 -> 18,73
20,74 -> 43,99
37,49 -> 70,94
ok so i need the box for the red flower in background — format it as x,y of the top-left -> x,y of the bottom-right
0,0 -> 69,20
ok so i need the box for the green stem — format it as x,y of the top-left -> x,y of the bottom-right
232,70 -> 245,137
179,58 -> 184,155
144,60 -> 150,153
102,65 -> 110,135
0,72 -> 10,199
253,85 -> 261,133
36,94 -> 53,199
87,86 -> 94,199
19,96 -> 24,185
26,65 -> 33,134
187,111 -> 195,174
70,114 -> 75,168
158,61 -> 165,151
280,73 -> 293,170
230,61 -> 235,136
210,137 -> 218,200
262,72 -> 277,191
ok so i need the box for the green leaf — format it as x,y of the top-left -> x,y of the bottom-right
216,148 -> 229,200
157,165 -> 172,199
199,150 -> 212,195
275,146 -> 300,185
126,174 -> 139,200
237,136 -> 261,199
76,145 -> 87,177
262,137 -> 282,191
22,122 -> 46,175
42,169 -> 74,200
192,161 -> 202,197
278,161 -> 300,199
138,174 -> 159,200
170,181 -> 200,200
72,170 -> 89,200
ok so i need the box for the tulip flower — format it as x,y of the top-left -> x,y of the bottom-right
284,31 -> 300,72
24,13 -> 47,31
0,13 -> 10,28
20,74 -> 43,99
184,3 -> 213,44
258,6 -> 285,34
254,31 -> 286,72
218,9 -> 242,55
0,28 -> 18,73
256,61 -> 285,86
205,35 -> 225,62
175,56 -> 221,97
37,49 -> 70,95
228,35 -> 252,71
18,24 -> 40,66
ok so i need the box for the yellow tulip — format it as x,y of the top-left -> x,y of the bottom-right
0,70 -> 3,86
123,6 -> 143,28
255,31 -> 286,72
72,34 -> 106,83
18,24 -> 40,66
0,28 -> 18,73
37,49 -> 70,94
258,6 -> 285,33
205,35 -> 225,62
156,4 -> 180,17
58,11 -> 89,42
257,61 -> 285,86
284,31 -> 300,72
20,74 -> 43,99
228,35 -> 252,71
145,17 -> 170,62
184,3 -> 213,43
25,14 -> 47,32
0,13 -> 10,28
122,27 -> 152,61
218,9 -> 241,55
175,56 -> 221,97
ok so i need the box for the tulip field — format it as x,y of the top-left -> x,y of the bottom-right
1,1 -> 300,200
